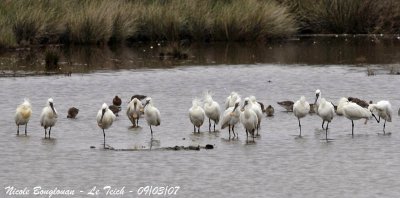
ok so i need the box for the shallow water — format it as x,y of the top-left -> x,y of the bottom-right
1,61 -> 400,197
2,37 -> 400,197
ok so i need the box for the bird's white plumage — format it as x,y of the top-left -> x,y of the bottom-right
336,97 -> 348,115
97,103 -> 116,129
144,97 -> 161,127
15,99 -> 32,126
189,99 -> 205,129
368,100 -> 392,122
204,92 -> 220,125
293,96 -> 310,119
225,92 -> 240,109
343,102 -> 372,120
126,98 -> 143,126
221,99 -> 241,129
318,98 -> 335,122
240,98 -> 258,138
40,98 -> 58,129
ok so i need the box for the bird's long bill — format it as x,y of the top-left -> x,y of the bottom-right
100,109 -> 106,122
241,101 -> 248,111
143,101 -> 149,108
232,103 -> 238,113
371,113 -> 378,123
314,94 -> 319,105
50,103 -> 57,115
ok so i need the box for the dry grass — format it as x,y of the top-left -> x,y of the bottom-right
1,0 -> 400,48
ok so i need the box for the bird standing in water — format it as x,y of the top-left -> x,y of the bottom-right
97,103 -> 116,148
143,97 -> 161,138
40,98 -> 58,139
293,96 -> 310,137
204,92 -> 220,132
15,99 -> 32,136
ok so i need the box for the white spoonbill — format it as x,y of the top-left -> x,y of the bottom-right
15,99 -> 32,136
225,92 -> 240,109
342,100 -> 375,136
127,98 -> 143,127
240,97 -> 258,142
204,92 -> 220,132
143,97 -> 161,137
249,96 -> 263,136
189,98 -> 205,133
97,103 -> 116,148
318,98 -> 335,141
40,98 -> 58,139
293,96 -> 310,137
368,100 -> 392,134
336,97 -> 348,116
221,99 -> 241,138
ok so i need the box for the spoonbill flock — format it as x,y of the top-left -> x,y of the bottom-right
13,88 -> 396,147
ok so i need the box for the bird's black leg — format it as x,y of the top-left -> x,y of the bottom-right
351,120 -> 354,137
383,120 -> 386,134
49,127 -> 51,139
232,125 -> 235,138
45,128 -> 47,139
228,125 -> 231,139
209,118 -> 211,132
213,122 -> 216,132
325,122 -> 329,142
17,125 -> 19,136
298,118 -> 302,137
103,129 -> 106,149
322,120 -> 325,129
150,125 -> 153,137
193,125 -> 196,133
197,127 -> 200,133
25,123 -> 27,135
137,117 -> 139,127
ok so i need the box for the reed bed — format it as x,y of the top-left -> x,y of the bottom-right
0,0 -> 399,48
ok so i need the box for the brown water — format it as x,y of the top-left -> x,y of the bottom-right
1,37 -> 400,197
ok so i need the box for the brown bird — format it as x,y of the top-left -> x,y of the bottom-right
265,105 -> 274,116
130,95 -> 147,101
113,95 -> 122,107
277,101 -> 294,112
67,107 -> 79,118
108,105 -> 121,116
348,97 -> 370,108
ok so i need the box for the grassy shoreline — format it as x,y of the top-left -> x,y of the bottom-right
0,0 -> 399,48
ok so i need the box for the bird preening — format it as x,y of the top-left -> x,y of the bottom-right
15,99 -> 32,136
97,103 -> 116,148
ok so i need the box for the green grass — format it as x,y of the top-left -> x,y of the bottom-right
0,0 -> 399,48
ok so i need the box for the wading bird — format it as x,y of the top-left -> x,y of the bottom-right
277,100 -> 294,112
240,98 -> 258,142
225,92 -> 240,109
97,103 -> 116,148
204,92 -> 220,132
40,98 -> 58,139
221,99 -> 241,139
15,99 -> 32,135
127,98 -> 143,127
143,97 -> 161,137
249,96 -> 263,136
113,95 -> 122,107
189,99 -> 205,133
67,107 -> 79,119
336,97 -> 348,116
368,100 -> 392,134
317,98 -> 335,141
265,105 -> 274,117
342,100 -> 374,136
293,96 -> 310,137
